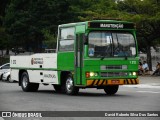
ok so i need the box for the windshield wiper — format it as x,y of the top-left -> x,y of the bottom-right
100,46 -> 110,60
124,53 -> 128,60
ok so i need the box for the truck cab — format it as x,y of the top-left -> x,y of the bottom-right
10,20 -> 139,95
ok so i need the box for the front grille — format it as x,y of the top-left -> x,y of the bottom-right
106,65 -> 122,69
101,72 -> 128,77
101,65 -> 127,70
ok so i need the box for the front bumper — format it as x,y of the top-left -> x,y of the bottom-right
87,79 -> 139,86
2,74 -> 8,81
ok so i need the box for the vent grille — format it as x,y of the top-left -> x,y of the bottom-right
101,72 -> 128,77
101,65 -> 127,70
106,65 -> 122,69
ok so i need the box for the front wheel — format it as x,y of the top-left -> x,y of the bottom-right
0,74 -> 3,80
65,74 -> 79,95
21,72 -> 39,92
104,85 -> 119,95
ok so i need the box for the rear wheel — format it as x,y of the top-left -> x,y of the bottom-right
21,72 -> 39,92
65,74 -> 79,95
104,85 -> 119,95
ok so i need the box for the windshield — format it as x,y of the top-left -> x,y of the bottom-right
88,31 -> 136,57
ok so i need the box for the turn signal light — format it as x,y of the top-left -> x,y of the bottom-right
86,72 -> 90,78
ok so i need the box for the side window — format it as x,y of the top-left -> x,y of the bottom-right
59,27 -> 75,51
2,64 -> 10,69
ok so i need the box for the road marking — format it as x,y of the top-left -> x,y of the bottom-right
137,91 -> 160,94
119,90 -> 160,94
123,84 -> 160,89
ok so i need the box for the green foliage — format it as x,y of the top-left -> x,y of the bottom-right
42,29 -> 57,49
4,0 -> 71,52
0,0 -> 10,55
1,0 -> 159,69
0,27 -> 10,50
116,0 -> 160,50
0,57 -> 10,66
69,0 -> 118,21
117,0 -> 160,70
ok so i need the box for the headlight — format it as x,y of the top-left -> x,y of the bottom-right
132,72 -> 137,76
90,72 -> 98,77
128,72 -> 137,76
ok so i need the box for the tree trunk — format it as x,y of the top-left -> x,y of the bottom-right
0,50 -> 3,65
146,45 -> 152,71
1,50 -> 3,57
6,48 -> 9,55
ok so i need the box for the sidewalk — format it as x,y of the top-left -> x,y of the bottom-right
138,76 -> 160,84
123,76 -> 160,89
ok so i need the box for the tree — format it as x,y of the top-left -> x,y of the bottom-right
0,0 -> 10,25
0,27 -> 8,56
0,0 -> 10,56
4,0 -> 71,52
69,0 -> 160,70
117,0 -> 160,70
69,0 -> 118,21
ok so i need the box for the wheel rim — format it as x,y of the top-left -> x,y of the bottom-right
22,76 -> 28,88
66,77 -> 73,92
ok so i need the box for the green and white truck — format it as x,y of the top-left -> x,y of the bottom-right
10,20 -> 139,95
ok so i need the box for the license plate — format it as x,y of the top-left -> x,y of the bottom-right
111,80 -> 120,84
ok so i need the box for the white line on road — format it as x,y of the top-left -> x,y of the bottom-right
137,91 -> 160,94
123,84 -> 160,89
119,90 -> 160,94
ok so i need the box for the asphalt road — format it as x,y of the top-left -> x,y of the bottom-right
0,76 -> 160,120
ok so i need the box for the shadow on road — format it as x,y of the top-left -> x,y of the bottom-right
35,90 -> 132,98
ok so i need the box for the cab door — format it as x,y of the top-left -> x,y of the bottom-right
74,25 -> 86,85
75,33 -> 84,85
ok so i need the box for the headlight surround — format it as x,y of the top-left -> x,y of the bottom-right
129,72 -> 137,76
86,72 -> 98,78
132,72 -> 137,76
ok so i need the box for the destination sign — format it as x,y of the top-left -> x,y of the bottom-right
89,22 -> 135,29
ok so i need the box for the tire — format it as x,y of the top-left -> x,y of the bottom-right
65,74 -> 79,95
0,74 -> 3,80
21,72 -> 39,92
104,85 -> 119,95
